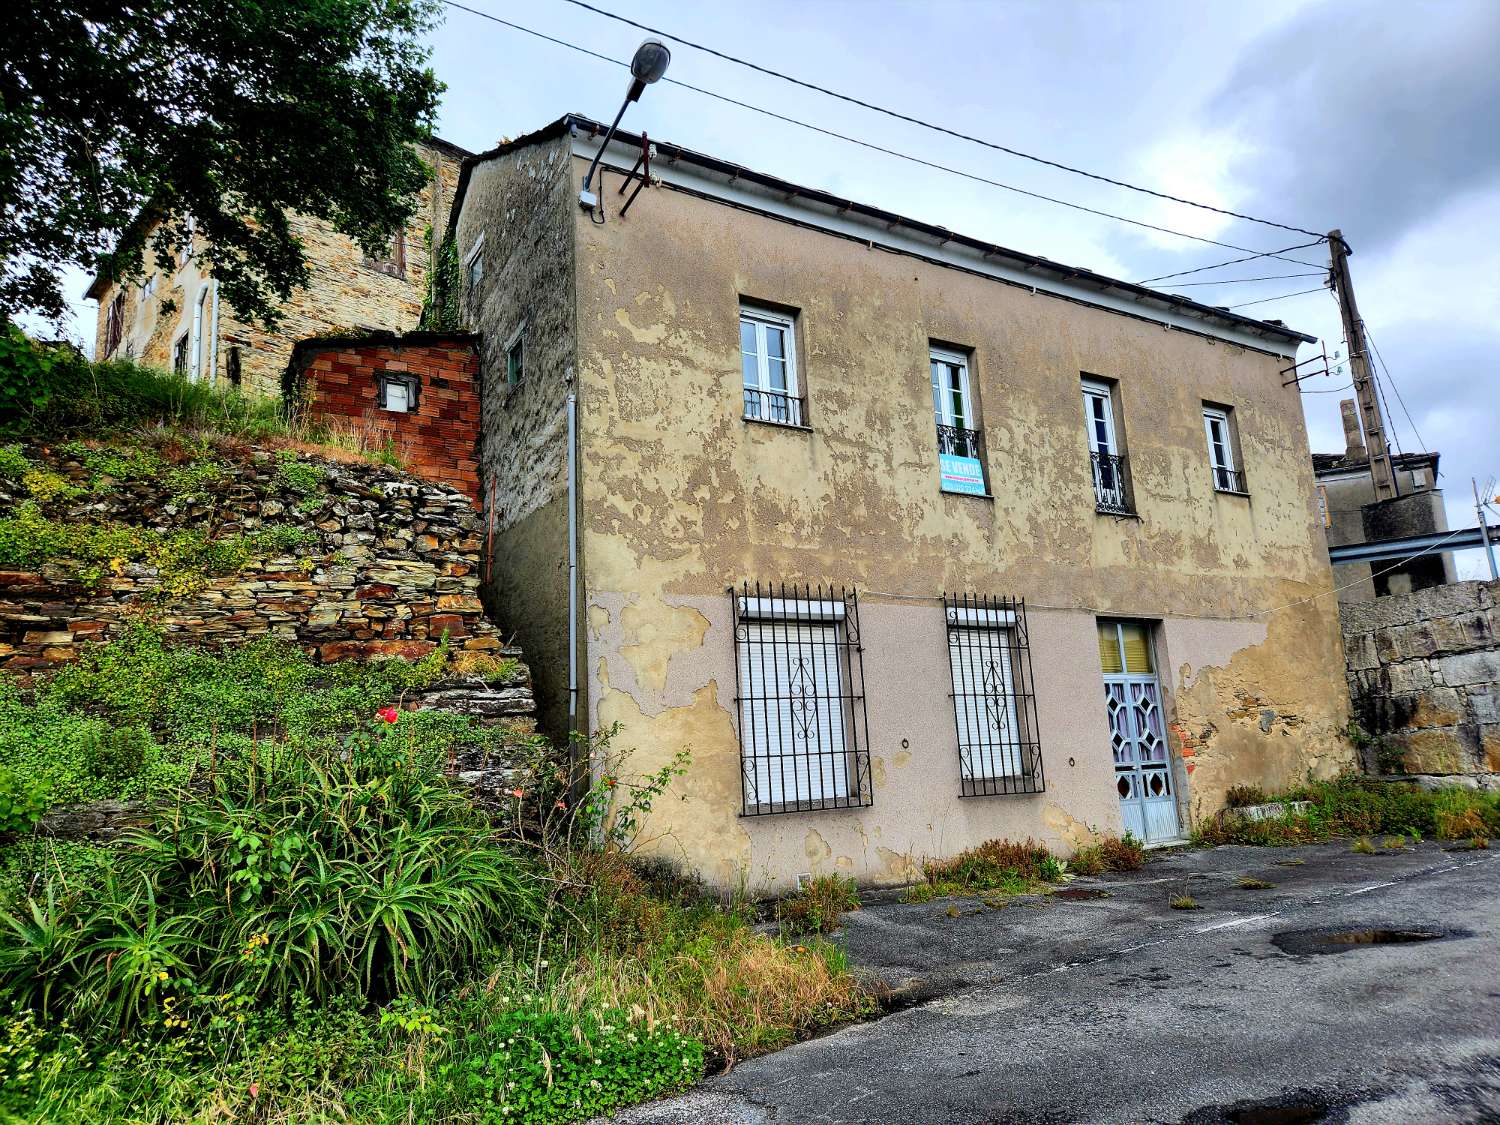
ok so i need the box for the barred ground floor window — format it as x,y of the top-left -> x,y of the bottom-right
731,583 -> 871,815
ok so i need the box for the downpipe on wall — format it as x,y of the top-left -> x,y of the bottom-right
567,393 -> 579,734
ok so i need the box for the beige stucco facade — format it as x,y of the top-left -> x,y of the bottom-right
88,139 -> 467,399
460,118 -> 1355,891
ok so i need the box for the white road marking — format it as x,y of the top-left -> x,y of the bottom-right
1193,913 -> 1276,934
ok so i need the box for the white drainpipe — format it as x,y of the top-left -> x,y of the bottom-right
567,392 -> 579,734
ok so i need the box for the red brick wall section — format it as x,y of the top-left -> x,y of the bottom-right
294,334 -> 481,503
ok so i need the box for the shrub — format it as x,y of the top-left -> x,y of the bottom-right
0,769 -> 49,835
1067,834 -> 1146,876
0,324 -> 285,440
922,837 -> 1053,890
1224,785 -> 1269,808
444,1004 -> 704,1124
0,627 -> 510,815
776,875 -> 860,937
1195,776 -> 1500,846
0,713 -> 546,1033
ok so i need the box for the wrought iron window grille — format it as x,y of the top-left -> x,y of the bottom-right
1091,451 -> 1134,515
1212,466 -> 1248,495
935,423 -> 983,459
730,582 -> 872,816
944,593 -> 1045,797
743,387 -> 808,428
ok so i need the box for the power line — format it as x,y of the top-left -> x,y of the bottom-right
442,2 -> 1327,265
1162,272 -> 1326,287
557,0 -> 1327,241
1225,285 -> 1329,310
1300,382 -> 1356,394
1137,241 -> 1327,285
1363,321 -> 1431,457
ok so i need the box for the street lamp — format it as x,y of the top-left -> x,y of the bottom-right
579,39 -> 671,211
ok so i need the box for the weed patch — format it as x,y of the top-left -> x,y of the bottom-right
777,875 -> 859,937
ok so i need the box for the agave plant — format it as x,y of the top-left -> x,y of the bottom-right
0,713 -> 546,1034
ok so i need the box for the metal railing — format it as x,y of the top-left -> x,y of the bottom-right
1091,451 -> 1134,515
935,423 -> 983,459
944,593 -> 1045,797
1212,466 -> 1247,494
743,387 -> 806,428
730,581 -> 872,816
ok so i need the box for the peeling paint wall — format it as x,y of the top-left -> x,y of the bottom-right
472,144 -> 1352,890
457,135 -> 578,738
90,142 -> 464,398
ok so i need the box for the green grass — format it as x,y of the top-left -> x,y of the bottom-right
0,625 -> 524,818
1193,776 -> 1500,847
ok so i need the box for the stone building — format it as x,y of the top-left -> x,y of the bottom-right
1314,398 -> 1456,602
449,114 -> 1354,890
85,138 -> 469,399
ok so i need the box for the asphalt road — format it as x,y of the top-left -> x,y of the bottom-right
608,841 -> 1500,1124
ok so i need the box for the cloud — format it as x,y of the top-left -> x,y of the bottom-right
1209,0 -> 1500,255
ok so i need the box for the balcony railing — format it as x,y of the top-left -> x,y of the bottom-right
1212,466 -> 1247,494
936,423 -> 983,458
1091,451 -> 1134,515
743,387 -> 806,428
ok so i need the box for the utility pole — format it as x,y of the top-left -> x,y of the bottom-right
1476,478 -> 1499,581
1327,229 -> 1398,501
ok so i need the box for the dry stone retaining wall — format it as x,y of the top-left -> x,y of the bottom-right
1341,579 -> 1500,787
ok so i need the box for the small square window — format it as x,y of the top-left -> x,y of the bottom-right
377,372 -> 419,413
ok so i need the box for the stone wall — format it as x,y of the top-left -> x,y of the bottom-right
286,332 -> 482,501
89,139 -> 467,399
0,446 -> 516,678
1342,579 -> 1500,785
454,131 -> 578,739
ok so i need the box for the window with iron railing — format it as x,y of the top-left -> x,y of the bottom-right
944,593 -> 1045,796
932,347 -> 987,495
731,582 -> 872,815
741,305 -> 806,428
1082,378 -> 1133,515
1091,451 -> 1133,515
1204,406 -> 1247,495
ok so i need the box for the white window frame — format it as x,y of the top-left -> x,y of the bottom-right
930,346 -> 973,430
739,304 -> 800,424
735,595 -> 852,809
464,233 -> 485,293
1203,406 -> 1240,492
1081,378 -> 1118,456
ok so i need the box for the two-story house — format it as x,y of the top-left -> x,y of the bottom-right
86,138 -> 469,398
452,114 -> 1354,890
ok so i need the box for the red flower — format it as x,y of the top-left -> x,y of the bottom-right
604,777 -> 617,789
377,707 -> 399,724
555,799 -> 568,810
510,788 -> 525,799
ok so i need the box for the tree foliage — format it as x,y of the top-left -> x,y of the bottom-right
0,1 -> 445,326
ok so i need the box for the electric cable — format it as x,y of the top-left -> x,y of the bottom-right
1137,242 -> 1327,284
1363,321 -> 1431,457
1226,285 -> 1329,310
1163,272 -> 1326,287
557,0 -> 1327,240
441,2 -> 1329,266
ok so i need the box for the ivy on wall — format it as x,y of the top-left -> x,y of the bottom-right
419,227 -> 463,332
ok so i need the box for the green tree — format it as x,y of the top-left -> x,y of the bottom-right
0,1 -> 445,326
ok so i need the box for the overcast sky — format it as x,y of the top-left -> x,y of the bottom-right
62,0 -> 1500,574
